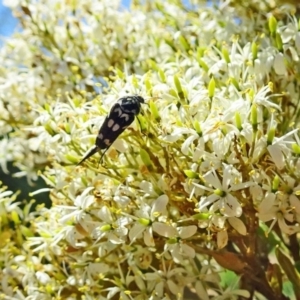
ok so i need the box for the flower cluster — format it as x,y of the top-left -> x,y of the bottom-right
1,0 -> 300,299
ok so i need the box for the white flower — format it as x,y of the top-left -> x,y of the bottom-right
104,261 -> 136,300
129,195 -> 168,247
273,53 -> 286,75
267,129 -> 298,170
59,186 -> 95,224
258,191 -> 300,235
139,180 -> 159,198
153,223 -> 197,263
194,164 -> 253,217
252,85 -> 281,111
93,206 -> 130,244
213,276 -> 250,299
144,261 -> 187,298
36,271 -> 51,285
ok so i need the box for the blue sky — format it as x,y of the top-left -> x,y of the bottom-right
0,1 -> 18,37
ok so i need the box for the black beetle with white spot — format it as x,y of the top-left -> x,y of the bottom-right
77,95 -> 145,165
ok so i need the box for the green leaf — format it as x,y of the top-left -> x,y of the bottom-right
267,127 -> 275,145
251,104 -> 258,131
174,74 -> 184,99
275,247 -> 300,299
292,143 -> 300,155
276,33 -> 283,51
159,68 -> 166,82
116,68 -> 125,79
11,211 -> 21,224
197,58 -> 209,72
138,218 -> 150,226
149,100 -> 160,121
20,225 -> 34,237
66,153 -> 80,164
193,120 -> 202,136
266,263 -> 282,295
184,170 -> 199,179
251,41 -> 258,60
222,46 -> 230,63
193,213 -> 210,220
271,175 -> 279,192
269,15 -> 277,35
145,77 -> 152,92
208,77 -> 215,99
230,77 -> 240,91
137,114 -> 148,133
179,34 -> 190,51
140,149 -> 152,168
295,261 -> 300,273
235,112 -> 242,131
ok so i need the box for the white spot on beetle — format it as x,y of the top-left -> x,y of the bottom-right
112,124 -> 120,131
98,133 -> 104,139
113,107 -> 122,116
120,113 -> 130,122
104,139 -> 111,146
107,119 -> 114,128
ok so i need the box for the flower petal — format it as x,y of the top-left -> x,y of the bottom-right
152,222 -> 177,237
217,230 -> 228,249
151,194 -> 168,216
178,225 -> 197,239
228,217 -> 247,235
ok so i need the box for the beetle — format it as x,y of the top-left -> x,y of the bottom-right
77,95 -> 145,165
